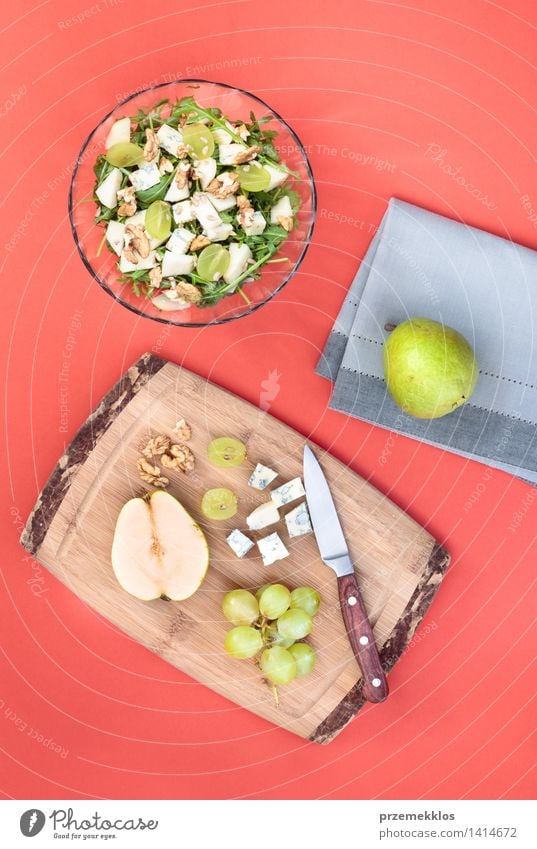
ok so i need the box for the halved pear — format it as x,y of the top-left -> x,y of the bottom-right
111,490 -> 209,601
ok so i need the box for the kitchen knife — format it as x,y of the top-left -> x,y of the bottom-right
303,445 -> 389,703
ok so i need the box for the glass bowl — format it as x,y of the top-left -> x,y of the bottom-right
69,79 -> 316,327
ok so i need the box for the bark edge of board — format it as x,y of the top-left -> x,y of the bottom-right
21,352 -> 167,555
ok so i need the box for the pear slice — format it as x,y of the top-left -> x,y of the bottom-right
111,491 -> 209,601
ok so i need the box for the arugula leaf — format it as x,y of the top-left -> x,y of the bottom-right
95,206 -> 116,223
135,171 -> 174,206
262,141 -> 279,162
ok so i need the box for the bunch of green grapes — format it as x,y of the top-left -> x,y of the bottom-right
222,583 -> 321,688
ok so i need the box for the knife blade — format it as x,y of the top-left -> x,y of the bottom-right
303,445 -> 389,703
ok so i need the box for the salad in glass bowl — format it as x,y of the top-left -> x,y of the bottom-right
70,80 -> 315,326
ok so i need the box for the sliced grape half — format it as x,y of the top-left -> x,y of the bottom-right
145,200 -> 172,241
236,164 -> 271,192
201,488 -> 238,520
105,142 -> 144,167
197,244 -> 230,282
182,123 -> 215,159
207,437 -> 247,468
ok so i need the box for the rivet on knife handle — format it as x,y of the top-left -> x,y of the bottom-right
338,572 -> 389,703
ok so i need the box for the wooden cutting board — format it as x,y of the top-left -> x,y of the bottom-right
21,354 -> 449,744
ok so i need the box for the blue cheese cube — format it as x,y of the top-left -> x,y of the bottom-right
204,221 -> 234,242
284,502 -> 312,537
156,124 -> 184,156
226,529 -> 254,558
256,532 -> 289,566
129,162 -> 161,192
218,143 -> 247,165
270,477 -> 305,508
246,501 -> 280,531
248,463 -> 278,490
166,227 -> 194,255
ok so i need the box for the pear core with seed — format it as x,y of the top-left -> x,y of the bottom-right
111,490 -> 209,601
383,317 -> 478,419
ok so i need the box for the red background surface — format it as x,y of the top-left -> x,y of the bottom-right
1,0 -> 536,800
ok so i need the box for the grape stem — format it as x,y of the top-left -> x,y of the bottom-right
237,286 -> 252,305
95,232 -> 107,258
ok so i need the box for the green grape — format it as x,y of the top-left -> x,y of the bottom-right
105,142 -> 144,167
258,584 -> 291,620
222,589 -> 259,626
145,200 -> 172,240
290,586 -> 321,617
182,123 -> 215,159
277,608 -> 312,641
255,583 -> 270,600
197,244 -> 231,282
207,437 -> 247,468
224,626 -> 263,659
260,646 -> 297,685
266,622 -> 294,649
288,643 -> 316,677
201,488 -> 237,520
236,164 -> 271,192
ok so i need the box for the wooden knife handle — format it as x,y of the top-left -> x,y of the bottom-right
337,572 -> 389,703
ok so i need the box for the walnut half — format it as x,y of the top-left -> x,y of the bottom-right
277,215 -> 294,232
117,186 -> 137,218
206,171 -> 239,199
174,281 -> 202,305
136,457 -> 169,488
142,435 -> 171,459
124,224 -> 150,262
236,194 -> 254,229
190,235 -> 211,252
144,128 -> 159,162
235,145 -> 262,164
173,418 -> 192,440
169,443 -> 195,472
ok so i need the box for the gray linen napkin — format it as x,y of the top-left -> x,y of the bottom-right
317,198 -> 537,484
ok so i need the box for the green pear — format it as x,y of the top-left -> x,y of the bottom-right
383,318 -> 478,419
